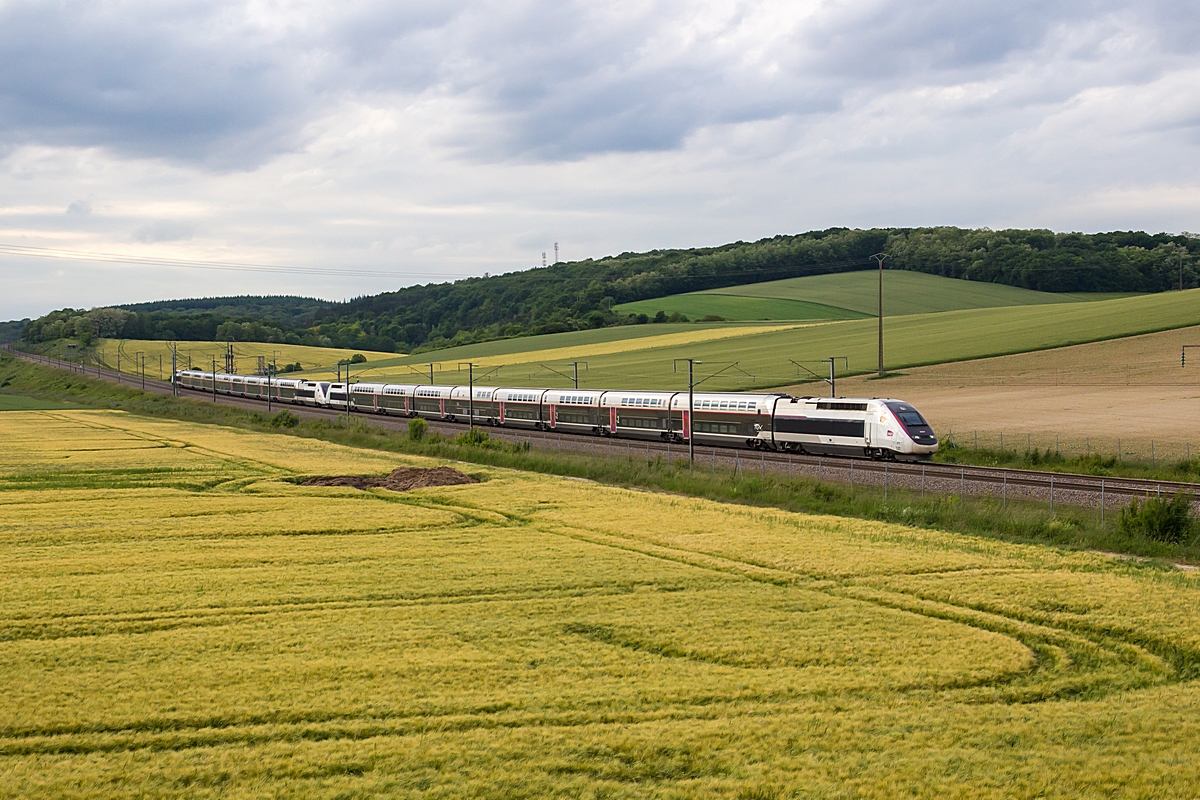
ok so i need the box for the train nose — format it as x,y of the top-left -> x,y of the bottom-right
910,428 -> 938,446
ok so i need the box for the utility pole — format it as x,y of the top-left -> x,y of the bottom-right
428,363 -> 435,384
458,362 -> 479,430
171,344 -> 177,396
673,359 -> 702,468
572,361 -> 581,389
554,242 -> 559,264
823,356 -> 849,397
212,356 -> 217,402
338,360 -> 352,417
872,253 -> 888,376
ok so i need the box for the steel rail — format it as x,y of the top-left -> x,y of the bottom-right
7,345 -> 1195,506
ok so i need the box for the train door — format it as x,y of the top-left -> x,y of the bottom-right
549,404 -> 556,428
609,407 -> 617,434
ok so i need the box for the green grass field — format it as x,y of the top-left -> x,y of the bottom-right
356,289 -> 1200,390
3,410 -> 1200,797
615,293 -> 869,321
616,270 -> 1139,320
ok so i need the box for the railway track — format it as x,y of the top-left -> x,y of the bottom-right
8,345 -> 1196,512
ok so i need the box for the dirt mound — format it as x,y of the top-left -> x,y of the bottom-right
302,466 -> 477,491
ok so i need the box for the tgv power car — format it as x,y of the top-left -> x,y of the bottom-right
175,370 -> 938,461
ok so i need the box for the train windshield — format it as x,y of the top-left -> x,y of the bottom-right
885,402 -> 928,428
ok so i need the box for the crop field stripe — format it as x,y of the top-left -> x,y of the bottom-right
360,322 -> 814,375
537,512 -> 1181,702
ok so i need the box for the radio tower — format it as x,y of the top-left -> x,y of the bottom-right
554,242 -> 559,264
542,252 -> 546,266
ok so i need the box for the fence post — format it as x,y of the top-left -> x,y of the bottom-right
921,464 -> 925,498
1050,476 -> 1054,515
850,460 -> 854,488
960,468 -> 965,501
885,462 -> 889,501
1101,479 -> 1105,525
1002,470 -> 1007,509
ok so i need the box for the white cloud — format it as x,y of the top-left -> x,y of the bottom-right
0,0 -> 1198,318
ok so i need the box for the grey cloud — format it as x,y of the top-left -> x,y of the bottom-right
0,0 -> 313,168
66,200 -> 92,216
0,0 -> 1193,167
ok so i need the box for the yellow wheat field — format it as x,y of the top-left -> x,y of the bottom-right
91,339 -> 400,378
350,322 -> 819,380
2,410 -> 1200,797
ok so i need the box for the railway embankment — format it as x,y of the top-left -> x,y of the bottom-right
4,345 -> 1199,567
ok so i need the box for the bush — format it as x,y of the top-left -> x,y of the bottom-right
350,353 -> 367,364
1118,493 -> 1196,543
269,410 -> 299,429
407,417 -> 428,441
454,428 -> 491,447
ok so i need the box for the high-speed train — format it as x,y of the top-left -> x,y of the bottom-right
174,369 -> 938,461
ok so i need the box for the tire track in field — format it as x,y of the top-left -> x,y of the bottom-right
528,516 -> 1186,704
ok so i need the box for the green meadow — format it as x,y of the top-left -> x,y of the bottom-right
615,293 -> 868,322
358,289 -> 1200,390
616,270 -> 1139,320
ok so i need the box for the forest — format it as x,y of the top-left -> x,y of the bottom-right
17,227 -> 1198,352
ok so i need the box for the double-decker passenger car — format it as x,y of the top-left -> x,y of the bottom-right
175,370 -> 938,460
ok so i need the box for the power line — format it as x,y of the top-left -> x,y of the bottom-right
0,242 -> 452,279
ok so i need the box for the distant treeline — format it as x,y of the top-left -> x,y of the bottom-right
19,227 -> 1199,352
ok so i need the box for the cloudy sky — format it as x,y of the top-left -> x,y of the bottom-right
1,0 -> 1197,320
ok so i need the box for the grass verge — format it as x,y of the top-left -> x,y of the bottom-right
935,441 -> 1200,484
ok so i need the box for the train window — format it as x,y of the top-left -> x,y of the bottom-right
816,401 -> 869,411
884,402 -> 927,426
695,421 -> 739,435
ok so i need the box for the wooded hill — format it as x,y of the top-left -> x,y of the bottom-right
19,227 -> 1198,352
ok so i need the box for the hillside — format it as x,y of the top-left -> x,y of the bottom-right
615,271 -> 1137,320
21,227 -> 1199,353
344,289 -> 1200,390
